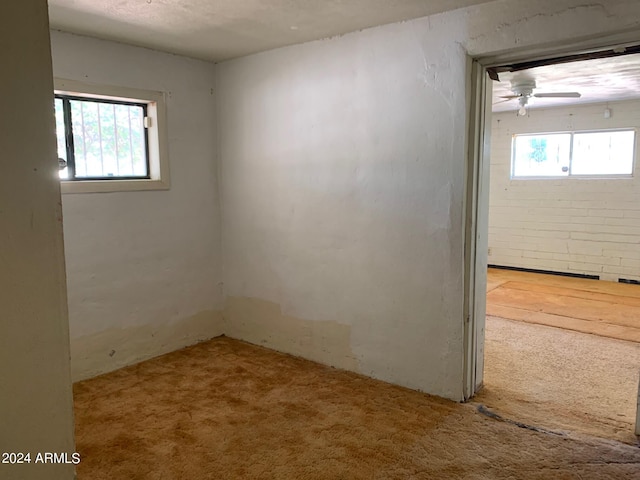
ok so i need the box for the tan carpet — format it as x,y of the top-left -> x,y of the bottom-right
74,336 -> 640,479
476,316 -> 640,445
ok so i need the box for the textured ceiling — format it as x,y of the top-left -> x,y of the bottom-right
48,0 -> 494,62
493,53 -> 640,113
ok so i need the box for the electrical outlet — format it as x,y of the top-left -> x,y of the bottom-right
488,247 -> 492,256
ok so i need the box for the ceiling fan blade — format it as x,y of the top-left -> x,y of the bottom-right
498,95 -> 520,99
533,92 -> 581,98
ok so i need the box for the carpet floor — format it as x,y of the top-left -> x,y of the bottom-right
477,316 -> 640,444
73,336 -> 640,479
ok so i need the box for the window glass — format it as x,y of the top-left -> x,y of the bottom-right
571,130 -> 635,175
512,133 -> 571,177
56,96 -> 148,180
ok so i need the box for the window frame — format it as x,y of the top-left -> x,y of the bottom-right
510,128 -> 637,180
55,93 -> 151,181
54,78 -> 170,194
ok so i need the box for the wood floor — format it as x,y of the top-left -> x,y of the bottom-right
486,268 -> 640,343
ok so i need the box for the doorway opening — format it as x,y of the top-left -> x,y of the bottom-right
465,38 -> 640,444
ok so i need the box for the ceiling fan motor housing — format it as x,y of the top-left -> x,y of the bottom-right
511,80 -> 537,98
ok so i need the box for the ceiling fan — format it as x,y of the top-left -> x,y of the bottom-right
497,80 -> 581,116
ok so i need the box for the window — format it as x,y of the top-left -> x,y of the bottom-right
571,130 -> 635,175
512,129 -> 636,179
512,133 -> 571,178
54,79 -> 169,193
55,96 -> 149,180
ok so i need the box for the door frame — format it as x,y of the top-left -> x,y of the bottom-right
462,28 -> 640,401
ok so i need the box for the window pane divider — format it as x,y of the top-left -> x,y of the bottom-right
61,97 -> 76,179
568,132 -> 575,175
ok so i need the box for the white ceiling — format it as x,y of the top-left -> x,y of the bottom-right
48,0 -> 493,62
48,2 -> 640,110
493,53 -> 640,113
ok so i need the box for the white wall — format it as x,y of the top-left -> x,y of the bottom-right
50,31 -> 224,381
217,18 -> 468,399
489,101 -> 640,282
0,2 -> 76,478
216,0 -> 640,400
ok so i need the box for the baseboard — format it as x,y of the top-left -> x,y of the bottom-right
488,264 -> 599,280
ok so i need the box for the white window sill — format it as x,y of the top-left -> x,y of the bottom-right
61,178 -> 170,194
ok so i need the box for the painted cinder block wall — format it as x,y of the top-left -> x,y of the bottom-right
50,31 -> 225,381
216,0 -> 640,400
489,100 -> 640,282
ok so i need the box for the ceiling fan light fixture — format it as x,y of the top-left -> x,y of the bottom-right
517,95 -> 529,116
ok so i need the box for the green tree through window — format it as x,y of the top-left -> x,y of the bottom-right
529,138 -> 547,163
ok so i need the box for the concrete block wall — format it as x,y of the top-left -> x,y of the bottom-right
489,100 -> 640,282
51,31 -> 225,381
